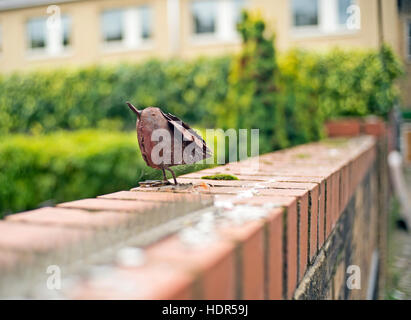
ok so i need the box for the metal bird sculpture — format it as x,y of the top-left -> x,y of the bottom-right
126,102 -> 212,185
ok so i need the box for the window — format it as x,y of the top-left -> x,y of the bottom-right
234,0 -> 246,25
190,0 -> 247,41
140,6 -> 153,39
62,15 -> 71,46
338,0 -> 354,25
26,15 -> 71,55
102,9 -> 123,42
291,0 -> 359,34
27,17 -> 47,49
292,0 -> 318,27
192,0 -> 216,34
101,6 -> 153,49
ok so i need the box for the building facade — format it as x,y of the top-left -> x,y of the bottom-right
0,0 -> 409,106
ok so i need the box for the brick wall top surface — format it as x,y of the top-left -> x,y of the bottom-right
0,135 -> 377,299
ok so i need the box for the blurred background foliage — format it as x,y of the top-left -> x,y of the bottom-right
0,10 -> 404,216
0,129 -> 218,217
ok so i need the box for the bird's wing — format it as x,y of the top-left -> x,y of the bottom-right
160,111 -> 212,162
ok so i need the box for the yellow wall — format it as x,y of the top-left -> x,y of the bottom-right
0,0 -> 408,106
0,0 -> 403,72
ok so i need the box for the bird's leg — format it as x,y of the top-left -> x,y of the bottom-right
161,168 -> 168,183
167,168 -> 178,185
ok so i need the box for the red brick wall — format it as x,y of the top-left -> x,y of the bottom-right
0,121 -> 389,300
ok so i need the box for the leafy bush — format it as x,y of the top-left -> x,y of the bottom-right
0,44 -> 402,140
218,11 -> 288,153
0,13 -> 404,216
0,130 -> 215,217
0,58 -> 231,135
279,44 -> 403,124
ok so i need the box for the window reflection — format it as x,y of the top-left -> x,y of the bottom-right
338,0 -> 354,26
192,0 -> 216,34
234,0 -> 246,25
140,6 -> 152,39
62,15 -> 71,46
292,0 -> 318,27
27,17 -> 47,49
102,9 -> 123,42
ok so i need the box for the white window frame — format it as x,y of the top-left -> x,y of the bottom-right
404,18 -> 411,63
26,15 -> 71,58
101,6 -> 154,52
291,0 -> 359,38
190,0 -> 246,45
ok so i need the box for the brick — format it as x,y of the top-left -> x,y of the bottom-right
6,207 -> 131,229
216,193 -> 299,299
362,119 -> 386,137
69,261 -> 194,300
285,199 -> 298,299
225,195 -> 296,207
99,191 -> 200,202
147,235 -> 236,300
325,174 -> 333,239
57,198 -> 157,212
333,171 -> 341,227
218,220 -> 265,300
0,222 -> 90,253
298,192 -> 309,282
330,172 -> 338,233
0,249 -> 24,271
318,180 -> 326,248
265,208 -> 283,300
309,185 -> 320,262
325,119 -> 361,137
173,178 -> 317,191
153,185 -> 308,198
181,172 -> 325,183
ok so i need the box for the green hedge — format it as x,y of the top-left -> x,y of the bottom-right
0,45 -> 402,138
0,58 -> 231,135
0,130 -> 213,217
279,44 -> 403,120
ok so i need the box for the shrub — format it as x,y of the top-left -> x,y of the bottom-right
0,58 -> 231,135
0,43 -> 402,143
218,11 -> 289,153
0,130 -> 214,217
279,44 -> 404,123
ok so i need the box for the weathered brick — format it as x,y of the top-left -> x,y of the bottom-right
318,180 -> 326,248
0,249 -> 24,271
264,208 -> 283,300
57,198 -> 157,212
309,185 -> 320,262
69,261 -> 194,299
6,207 -> 131,229
147,235 -> 236,300
218,220 -> 265,300
298,192 -> 309,282
99,191 -> 199,202
285,199 -> 298,299
0,222 -> 90,253
326,119 -> 361,137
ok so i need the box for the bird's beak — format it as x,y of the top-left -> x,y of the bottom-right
126,101 -> 142,120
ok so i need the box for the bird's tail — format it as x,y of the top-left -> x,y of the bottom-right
126,101 -> 142,118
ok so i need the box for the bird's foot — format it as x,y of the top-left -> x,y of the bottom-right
138,180 -> 172,188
